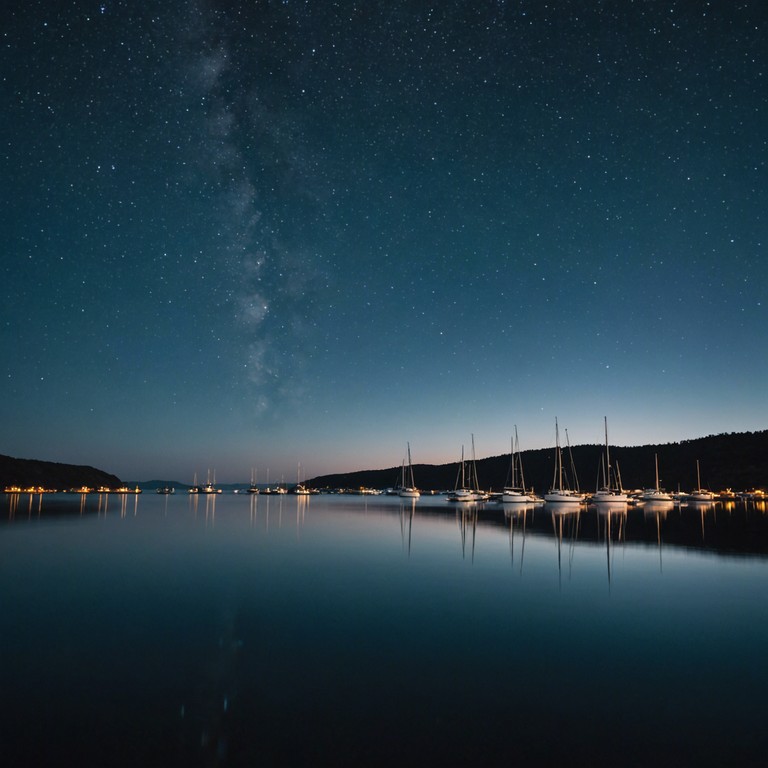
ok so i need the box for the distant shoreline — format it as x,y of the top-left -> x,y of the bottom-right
3,429 -> 767,494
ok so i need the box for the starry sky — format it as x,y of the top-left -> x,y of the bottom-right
2,1 -> 766,483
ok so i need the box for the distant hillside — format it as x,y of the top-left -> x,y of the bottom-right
310,430 -> 768,493
0,454 -> 121,490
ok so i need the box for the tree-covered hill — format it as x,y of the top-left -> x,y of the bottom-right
310,430 -> 768,493
0,455 -> 121,490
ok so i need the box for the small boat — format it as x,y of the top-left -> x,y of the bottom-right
156,486 -> 175,495
688,460 -> 715,501
447,437 -> 488,502
502,427 -> 538,503
592,417 -> 628,504
188,473 -> 201,494
247,468 -> 259,494
398,443 -> 420,498
199,470 -> 222,494
544,419 -> 585,504
640,454 -> 673,502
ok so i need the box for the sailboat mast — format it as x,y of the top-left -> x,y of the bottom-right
604,416 -> 610,489
514,425 -> 526,492
565,428 -> 579,492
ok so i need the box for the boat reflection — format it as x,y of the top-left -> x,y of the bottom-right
550,506 -> 582,585
642,499 -> 672,571
596,502 -> 627,588
505,504 -> 534,573
399,499 -> 416,556
686,498 -> 715,542
246,490 -> 308,533
457,503 -> 479,561
189,491 -> 217,524
295,492 -> 309,534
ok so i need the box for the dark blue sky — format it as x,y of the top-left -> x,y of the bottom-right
2,1 -> 766,482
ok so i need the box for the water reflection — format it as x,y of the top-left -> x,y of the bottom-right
457,503 -> 479,561
4,492 -> 768,562
504,504 -> 533,573
595,502 -> 627,588
550,506 -> 582,585
3,492 -> 768,767
295,493 -> 309,538
686,498 -> 715,542
5,491 -> 44,520
642,500 -> 673,571
399,499 -> 415,556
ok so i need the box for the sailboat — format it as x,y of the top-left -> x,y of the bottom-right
261,469 -> 276,494
200,469 -> 222,494
502,426 -> 537,503
294,463 -> 310,495
247,468 -> 259,494
640,454 -> 673,502
398,443 -> 420,498
188,472 -> 201,494
592,417 -> 628,504
544,418 -> 585,504
688,460 -> 715,501
447,436 -> 487,502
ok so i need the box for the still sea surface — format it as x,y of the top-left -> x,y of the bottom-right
2,491 -> 768,767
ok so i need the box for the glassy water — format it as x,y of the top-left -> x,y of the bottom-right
2,492 -> 768,767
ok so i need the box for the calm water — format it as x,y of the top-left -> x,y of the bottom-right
2,492 -> 768,767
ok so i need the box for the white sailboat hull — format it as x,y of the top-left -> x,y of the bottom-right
502,489 -> 537,503
688,491 -> 715,501
640,489 -> 673,502
448,489 -> 487,502
544,491 -> 584,504
592,490 -> 628,503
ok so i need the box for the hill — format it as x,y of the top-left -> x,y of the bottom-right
0,454 -> 121,490
310,430 -> 768,493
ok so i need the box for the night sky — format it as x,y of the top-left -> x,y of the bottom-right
3,1 -> 766,483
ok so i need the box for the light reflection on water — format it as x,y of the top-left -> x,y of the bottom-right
2,492 -> 768,766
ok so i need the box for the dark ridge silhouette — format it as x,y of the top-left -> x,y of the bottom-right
0,454 -> 121,490
310,430 -> 768,493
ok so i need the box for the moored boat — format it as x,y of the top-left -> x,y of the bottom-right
688,460 -> 715,501
639,454 -> 673,502
398,442 -> 420,499
447,437 -> 488,502
247,468 -> 259,494
591,417 -> 628,504
544,419 -> 585,505
502,426 -> 538,503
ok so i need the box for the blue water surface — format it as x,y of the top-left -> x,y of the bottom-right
1,492 -> 767,766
